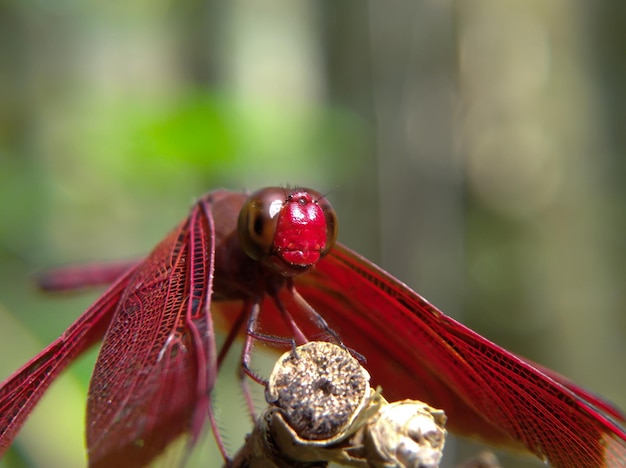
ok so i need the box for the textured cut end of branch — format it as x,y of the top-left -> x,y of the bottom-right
231,341 -> 447,468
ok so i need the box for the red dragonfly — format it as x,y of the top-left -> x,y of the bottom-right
1,187 -> 625,467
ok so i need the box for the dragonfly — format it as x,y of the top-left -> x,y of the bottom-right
0,187 -> 625,467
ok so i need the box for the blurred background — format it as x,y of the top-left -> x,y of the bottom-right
1,0 -> 625,467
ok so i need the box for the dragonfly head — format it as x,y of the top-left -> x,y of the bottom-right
238,187 -> 338,276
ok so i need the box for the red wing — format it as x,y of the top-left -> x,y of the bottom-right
294,243 -> 626,467
86,200 -> 217,468
38,260 -> 140,292
0,266 -> 137,456
518,357 -> 626,424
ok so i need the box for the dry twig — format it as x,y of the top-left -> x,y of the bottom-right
231,342 -> 447,468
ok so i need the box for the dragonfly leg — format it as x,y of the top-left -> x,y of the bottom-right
240,300 -> 294,385
239,299 -> 294,420
207,397 -> 231,465
271,291 -> 309,345
289,284 -> 367,363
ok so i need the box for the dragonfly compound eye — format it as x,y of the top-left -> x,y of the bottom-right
238,187 -> 285,262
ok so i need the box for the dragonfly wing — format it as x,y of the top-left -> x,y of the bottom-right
294,243 -> 626,467
38,259 -> 140,292
0,267 -> 136,456
86,200 -> 218,468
